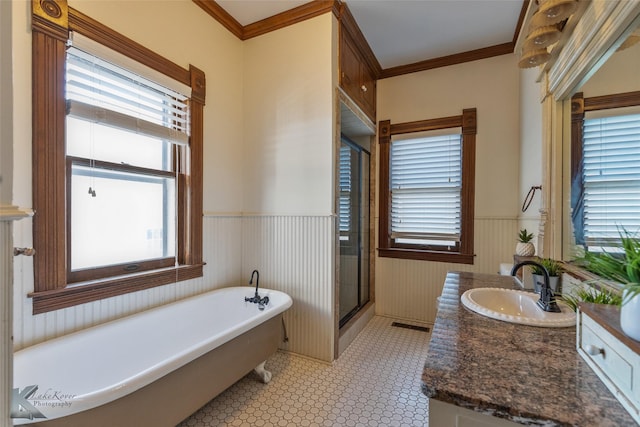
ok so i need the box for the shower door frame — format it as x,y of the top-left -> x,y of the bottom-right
338,135 -> 371,328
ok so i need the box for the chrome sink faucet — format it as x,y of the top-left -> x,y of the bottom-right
245,269 -> 269,310
511,261 -> 561,313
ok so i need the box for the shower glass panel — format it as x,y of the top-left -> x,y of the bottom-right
339,136 -> 370,327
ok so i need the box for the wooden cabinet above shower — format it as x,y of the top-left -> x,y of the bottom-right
339,15 -> 378,123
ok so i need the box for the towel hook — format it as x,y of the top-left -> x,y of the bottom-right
522,185 -> 542,212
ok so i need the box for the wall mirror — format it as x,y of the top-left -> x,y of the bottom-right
561,18 -> 640,261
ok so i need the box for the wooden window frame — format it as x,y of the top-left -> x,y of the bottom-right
30,1 -> 205,314
377,109 -> 476,264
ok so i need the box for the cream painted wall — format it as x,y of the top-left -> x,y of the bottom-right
10,2 -> 31,211
10,0 -> 246,214
0,4 -> 13,423
0,0 -> 12,207
518,68 -> 543,253
242,14 -> 335,216
67,0 -> 246,214
10,0 -> 247,349
375,54 -> 521,323
379,54 -> 520,218
9,2 -> 340,364
240,14 -> 337,360
580,41 -> 640,96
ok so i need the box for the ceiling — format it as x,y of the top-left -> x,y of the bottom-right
216,0 -> 525,70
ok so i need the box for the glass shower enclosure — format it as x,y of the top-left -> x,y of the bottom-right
339,136 -> 370,327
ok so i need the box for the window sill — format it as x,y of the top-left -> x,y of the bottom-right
561,262 -> 623,293
29,264 -> 203,314
378,247 -> 474,264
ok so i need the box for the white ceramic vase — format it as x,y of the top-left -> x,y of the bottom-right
621,290 -> 640,342
515,242 -> 535,257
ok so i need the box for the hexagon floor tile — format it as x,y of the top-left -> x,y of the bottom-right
178,316 -> 431,427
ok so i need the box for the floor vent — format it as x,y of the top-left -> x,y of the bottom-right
391,322 -> 430,333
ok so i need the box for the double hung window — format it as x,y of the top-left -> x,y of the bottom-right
66,38 -> 189,280
390,132 -> 462,249
571,92 -> 640,252
378,109 -> 476,264
31,6 -> 205,313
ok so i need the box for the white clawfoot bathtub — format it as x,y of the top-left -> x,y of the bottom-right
12,286 -> 292,426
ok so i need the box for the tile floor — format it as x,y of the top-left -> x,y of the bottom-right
178,316 -> 432,427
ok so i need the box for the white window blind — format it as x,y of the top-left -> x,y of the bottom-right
69,32 -> 191,97
64,41 -> 187,272
583,113 -> 640,247
339,145 -> 352,235
390,132 -> 462,245
66,46 -> 190,145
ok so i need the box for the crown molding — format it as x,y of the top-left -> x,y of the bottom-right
379,42 -> 514,80
192,0 -> 243,39
244,1 -> 335,40
513,0 -> 530,45
192,0 -> 335,41
194,0 -> 528,78
378,0 -> 526,79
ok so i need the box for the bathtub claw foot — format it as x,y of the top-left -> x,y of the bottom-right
254,361 -> 272,383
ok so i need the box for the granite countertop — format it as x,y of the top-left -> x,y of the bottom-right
579,302 -> 640,356
422,271 -> 636,426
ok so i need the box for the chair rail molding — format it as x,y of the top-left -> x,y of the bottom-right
0,205 -> 33,221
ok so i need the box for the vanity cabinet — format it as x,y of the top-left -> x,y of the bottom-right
424,272 -> 637,426
577,303 -> 640,424
339,28 -> 376,122
430,399 -> 521,427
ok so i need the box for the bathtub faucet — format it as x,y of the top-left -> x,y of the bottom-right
246,269 -> 269,310
250,269 -> 259,298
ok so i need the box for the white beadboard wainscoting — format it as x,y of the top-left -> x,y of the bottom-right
242,215 -> 335,362
13,214 -> 337,364
375,218 -> 519,324
13,214 -> 516,364
1,219 -> 13,427
12,216 -> 243,350
2,207 -> 33,427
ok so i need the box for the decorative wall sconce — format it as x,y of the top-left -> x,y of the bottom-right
518,47 -> 551,68
518,0 -> 579,69
524,25 -> 561,50
531,0 -> 578,27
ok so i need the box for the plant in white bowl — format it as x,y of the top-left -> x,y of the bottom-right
516,229 -> 535,256
579,229 -> 640,342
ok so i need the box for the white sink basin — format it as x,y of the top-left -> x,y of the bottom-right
460,288 -> 576,327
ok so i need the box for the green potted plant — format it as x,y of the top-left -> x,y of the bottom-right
516,229 -> 535,256
577,228 -> 640,341
558,286 -> 622,312
531,258 -> 563,293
